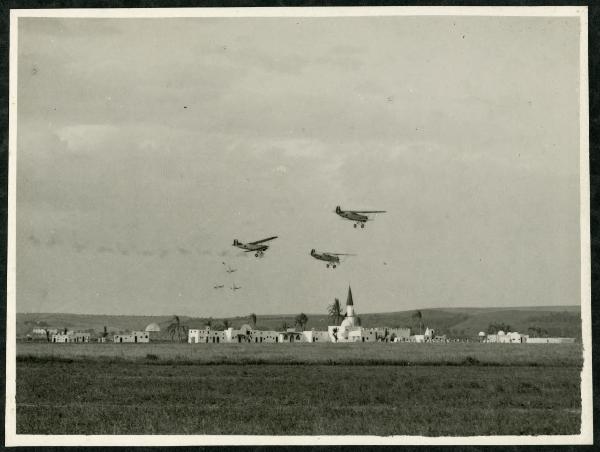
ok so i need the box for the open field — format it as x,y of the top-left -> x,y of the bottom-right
16,342 -> 582,435
17,342 -> 583,367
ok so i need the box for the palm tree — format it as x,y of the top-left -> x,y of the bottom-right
356,316 -> 362,327
167,315 -> 187,342
281,321 -> 289,331
102,326 -> 108,338
328,298 -> 343,326
295,313 -> 308,330
205,318 -> 213,329
249,313 -> 257,328
412,310 -> 424,335
223,319 -> 231,329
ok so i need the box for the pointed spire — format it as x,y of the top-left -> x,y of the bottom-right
346,286 -> 353,306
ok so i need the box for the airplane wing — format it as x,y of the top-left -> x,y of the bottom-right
249,236 -> 278,245
352,210 -> 386,214
327,253 -> 356,256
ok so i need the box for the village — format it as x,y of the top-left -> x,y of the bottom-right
24,286 -> 576,346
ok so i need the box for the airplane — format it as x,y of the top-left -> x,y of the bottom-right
222,262 -> 237,273
310,249 -> 355,269
334,206 -> 386,228
232,236 -> 278,257
213,284 -> 224,289
231,282 -> 242,291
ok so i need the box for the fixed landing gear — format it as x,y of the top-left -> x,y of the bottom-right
326,263 -> 337,269
354,223 -> 366,229
254,251 -> 264,258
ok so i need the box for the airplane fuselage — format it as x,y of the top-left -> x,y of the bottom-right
235,243 -> 269,252
310,250 -> 340,264
338,210 -> 368,222
232,237 -> 277,257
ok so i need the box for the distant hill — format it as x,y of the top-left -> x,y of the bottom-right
17,305 -> 581,340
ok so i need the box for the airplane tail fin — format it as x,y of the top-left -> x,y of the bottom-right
233,239 -> 239,246
310,249 -> 316,255
335,206 -> 341,214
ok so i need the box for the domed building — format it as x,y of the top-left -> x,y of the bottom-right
145,323 -> 161,333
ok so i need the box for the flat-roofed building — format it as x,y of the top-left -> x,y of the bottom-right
50,331 -> 90,343
526,337 -> 576,344
188,327 -> 227,344
113,331 -> 149,343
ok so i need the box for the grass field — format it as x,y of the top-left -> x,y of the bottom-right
17,342 -> 583,367
16,342 -> 583,436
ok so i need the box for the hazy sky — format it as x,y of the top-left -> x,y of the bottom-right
16,15 -> 582,317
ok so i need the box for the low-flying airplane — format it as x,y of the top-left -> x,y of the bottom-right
213,284 -> 224,289
310,249 -> 355,269
232,236 -> 278,257
231,282 -> 242,291
335,206 -> 386,228
222,261 -> 237,273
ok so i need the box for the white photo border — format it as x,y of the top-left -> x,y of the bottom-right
5,5 -> 591,446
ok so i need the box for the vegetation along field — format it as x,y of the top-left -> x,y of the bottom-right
16,342 -> 582,435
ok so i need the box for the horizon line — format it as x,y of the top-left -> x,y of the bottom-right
16,304 -> 582,318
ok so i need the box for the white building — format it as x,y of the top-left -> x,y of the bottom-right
301,330 -> 330,343
71,332 -> 90,343
189,324 -> 281,344
51,333 -> 70,343
50,331 -> 90,343
486,331 -> 528,344
526,337 -> 576,344
113,331 -> 149,343
145,322 -> 161,336
328,286 -> 360,342
328,287 -> 412,343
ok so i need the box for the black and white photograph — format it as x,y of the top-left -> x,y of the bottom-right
5,6 -> 591,446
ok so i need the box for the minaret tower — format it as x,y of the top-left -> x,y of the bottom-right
346,286 -> 355,318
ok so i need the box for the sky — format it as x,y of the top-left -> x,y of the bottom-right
15,15 -> 582,317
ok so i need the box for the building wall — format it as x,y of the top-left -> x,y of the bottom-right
188,328 -> 227,344
71,333 -> 90,343
302,330 -> 330,343
248,330 -> 279,343
278,331 -> 303,343
51,332 -> 90,343
526,337 -> 576,344
51,334 -> 70,343
113,331 -> 149,343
